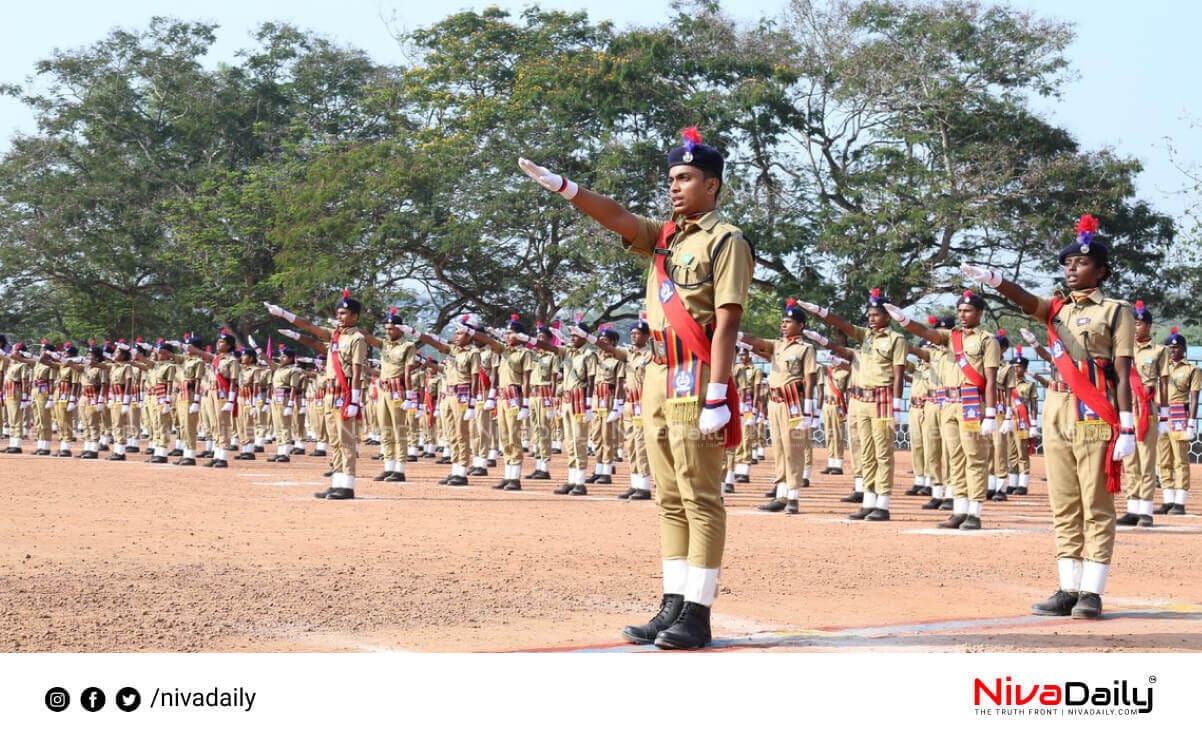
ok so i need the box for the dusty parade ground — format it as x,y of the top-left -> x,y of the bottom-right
2,446 -> 1200,653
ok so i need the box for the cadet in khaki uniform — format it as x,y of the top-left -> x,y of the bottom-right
742,299 -> 817,514
470,337 -> 499,475
525,324 -> 559,480
476,315 -> 534,490
964,213 -> 1135,619
1120,303 -> 1167,525
136,340 -> 178,463
266,346 -> 305,463
234,348 -> 261,460
51,343 -> 82,457
732,347 -> 763,484
65,345 -> 109,459
103,342 -> 137,462
368,308 -> 417,483
1158,329 -> 1199,516
989,330 -> 1016,500
583,327 -> 624,486
886,291 -> 1001,529
171,336 -> 205,466
190,332 -> 240,468
905,342 -> 932,497
800,289 -> 907,521
26,342 -> 56,456
598,316 -> 654,500
268,292 -> 368,498
521,125 -> 752,649
1005,354 -> 1039,494
3,343 -> 31,453
543,322 -> 597,495
412,322 -> 480,487
819,358 -> 850,475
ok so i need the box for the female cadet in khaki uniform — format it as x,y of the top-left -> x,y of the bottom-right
741,299 -> 818,515
172,335 -> 206,466
412,321 -> 481,487
266,346 -> 306,463
128,339 -> 177,463
1157,329 -> 1199,516
235,347 -> 260,460
52,343 -> 82,457
799,289 -> 907,521
581,325 -> 624,486
525,324 -> 560,481
885,291 -> 1001,530
520,125 -> 752,650
963,213 -> 1136,619
537,322 -> 597,495
368,308 -> 417,483
1120,302 -> 1168,525
188,331 -> 239,469
598,316 -> 654,500
1006,353 -> 1039,497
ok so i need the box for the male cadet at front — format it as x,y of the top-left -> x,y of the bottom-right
266,290 -> 369,499
520,125 -> 752,649
963,213 -> 1135,620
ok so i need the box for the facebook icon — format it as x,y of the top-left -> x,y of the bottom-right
81,687 -> 106,712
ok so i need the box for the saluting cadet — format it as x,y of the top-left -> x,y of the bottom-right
135,339 -> 178,464
800,289 -> 907,521
885,290 -> 1001,529
905,341 -> 932,497
585,326 -> 625,486
732,346 -> 763,484
598,316 -> 654,500
1116,302 -> 1167,525
521,124 -> 752,650
989,330 -> 1015,500
70,344 -> 109,459
1157,328 -> 1198,516
369,308 -> 417,483
26,341 -> 56,456
476,315 -> 534,490
173,335 -> 206,466
103,341 -> 137,462
741,299 -> 818,515
1007,351 -> 1039,496
268,292 -> 369,498
964,213 -> 1135,619
818,356 -> 850,476
188,331 -> 239,469
235,347 -> 260,460
266,346 -> 305,462
412,320 -> 481,487
525,324 -> 560,481
471,335 -> 499,475
52,342 -> 81,457
3,342 -> 31,453
551,320 -> 598,495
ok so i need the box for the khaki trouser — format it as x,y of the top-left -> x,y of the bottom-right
210,394 -> 234,448
939,401 -> 989,502
1157,432 -> 1172,488
238,397 -> 258,446
822,402 -> 844,460
529,395 -> 554,461
850,397 -> 895,496
847,403 -> 860,479
176,398 -> 199,451
909,402 -> 927,478
769,399 -> 807,491
439,395 -> 472,467
922,402 -> 944,485
562,399 -> 589,471
30,392 -> 53,442
992,427 -> 1012,478
80,403 -> 102,444
1123,424 -> 1158,502
148,400 -> 173,449
376,387 -> 408,463
270,401 -> 295,448
1042,389 -> 1115,564
643,362 -> 725,569
54,399 -> 76,444
1166,435 -> 1191,490
624,404 -> 650,478
596,409 -> 618,464
497,399 -> 525,465
326,397 -> 359,476
1009,431 -> 1031,475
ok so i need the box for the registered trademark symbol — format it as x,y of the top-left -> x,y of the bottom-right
1148,675 -> 1157,684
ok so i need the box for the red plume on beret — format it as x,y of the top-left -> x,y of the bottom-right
1171,326 -> 1179,334
157,337 -> 164,344
927,315 -> 939,326
574,312 -> 584,322
996,329 -> 1006,337
1016,344 -> 1024,354
1134,300 -> 1144,311
681,126 -> 702,146
550,320 -> 561,329
135,336 -> 143,343
1077,213 -> 1099,235
389,306 -> 397,314
341,288 -> 350,299
786,298 -> 796,307
461,315 -> 470,323
40,337 -> 48,344
510,313 -> 520,322
639,311 -> 647,320
870,288 -> 881,299
205,345 -> 212,352
221,328 -> 230,335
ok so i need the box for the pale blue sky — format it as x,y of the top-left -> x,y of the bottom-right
2,0 -> 1199,221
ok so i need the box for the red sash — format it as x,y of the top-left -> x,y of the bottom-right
1009,387 -> 1032,434
1130,367 -> 1153,443
212,356 -> 238,417
653,222 -> 740,449
950,330 -> 987,391
1046,298 -> 1122,493
329,330 -> 359,420
826,366 -> 847,416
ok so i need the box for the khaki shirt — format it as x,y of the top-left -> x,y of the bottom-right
767,337 -> 816,388
624,210 -> 753,334
561,346 -> 596,392
80,365 -> 106,395
1134,340 -> 1169,391
530,350 -> 559,387
823,364 -> 851,405
850,325 -> 906,388
625,346 -> 653,394
148,361 -> 177,390
933,327 -> 1001,386
498,346 -> 533,388
380,338 -> 416,380
595,352 -> 624,386
1167,359 -> 1202,404
326,327 -> 367,387
443,344 -> 480,387
1034,289 -> 1134,361
910,361 -> 930,399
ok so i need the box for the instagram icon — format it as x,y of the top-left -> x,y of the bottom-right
45,687 -> 70,712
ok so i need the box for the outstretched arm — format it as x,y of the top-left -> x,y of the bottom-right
519,158 -> 641,243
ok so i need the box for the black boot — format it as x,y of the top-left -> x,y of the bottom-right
386,471 -> 407,483
1115,512 -> 1140,526
840,491 -> 863,503
654,601 -> 712,650
1031,589 -> 1078,617
621,594 -> 684,645
1071,592 -> 1102,619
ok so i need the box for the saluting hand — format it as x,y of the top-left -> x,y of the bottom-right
518,158 -> 578,199
961,263 -> 1003,288
882,303 -> 910,325
1019,328 -> 1040,347
796,300 -> 828,318
802,329 -> 829,347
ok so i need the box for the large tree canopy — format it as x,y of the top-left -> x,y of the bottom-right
0,1 -> 1184,345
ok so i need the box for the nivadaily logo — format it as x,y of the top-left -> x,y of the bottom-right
973,676 -> 1156,716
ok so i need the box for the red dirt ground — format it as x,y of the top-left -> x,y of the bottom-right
2,446 -> 1200,652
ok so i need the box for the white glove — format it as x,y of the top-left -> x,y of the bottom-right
463,407 -> 476,421
517,407 -> 530,421
121,404 -> 131,414
483,398 -> 496,410
247,335 -> 259,350
263,302 -> 297,323
795,415 -> 811,431
802,329 -> 829,347
518,157 -> 579,199
67,401 -> 77,412
1112,433 -> 1135,460
279,329 -> 301,340
221,402 -> 234,413
344,403 -> 359,418
398,324 -> 415,336
1030,424 -> 1040,438
514,332 -> 530,343
401,400 -> 415,411
20,397 -> 30,409
96,401 -> 105,411
999,418 -> 1013,434
961,263 -> 1003,288
44,399 -> 53,409
605,409 -> 620,423
883,303 -> 910,325
1019,328 -> 1039,347
980,409 -> 997,436
796,300 -> 828,318
283,405 -> 294,416
892,397 -> 903,425
698,384 -> 732,435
